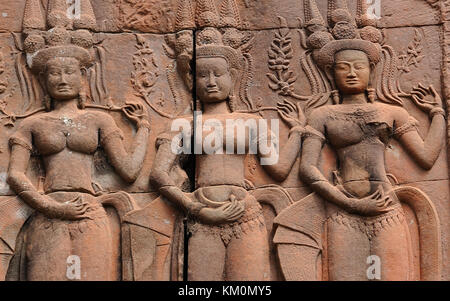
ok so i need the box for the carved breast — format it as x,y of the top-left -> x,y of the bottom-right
324,105 -> 393,149
200,113 -> 259,153
32,113 -> 99,156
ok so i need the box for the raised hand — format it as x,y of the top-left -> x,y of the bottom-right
277,99 -> 306,128
410,83 -> 442,113
121,101 -> 150,128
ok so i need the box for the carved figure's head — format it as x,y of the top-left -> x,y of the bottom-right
21,0 -> 97,109
196,56 -> 234,104
28,27 -> 93,73
318,40 -> 380,94
317,39 -> 380,71
43,56 -> 84,101
196,35 -> 241,105
24,26 -> 94,109
305,0 -> 383,99
333,49 -> 371,94
195,26 -> 243,110
167,0 -> 244,96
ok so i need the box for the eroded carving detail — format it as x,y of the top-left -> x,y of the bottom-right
4,1 -> 152,281
274,0 -> 444,281
0,51 -> 17,127
0,0 -> 447,282
119,0 -> 175,32
149,0 -> 305,281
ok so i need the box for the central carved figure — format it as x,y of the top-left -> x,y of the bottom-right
151,22 -> 304,279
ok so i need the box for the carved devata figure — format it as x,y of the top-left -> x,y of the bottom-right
274,0 -> 444,281
147,0 -> 305,281
3,0 -> 151,280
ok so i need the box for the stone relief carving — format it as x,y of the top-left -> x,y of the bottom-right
2,0 -> 154,280
0,51 -> 17,127
274,0 -> 444,281
149,0 -> 306,281
119,0 -> 176,33
0,0 -> 447,282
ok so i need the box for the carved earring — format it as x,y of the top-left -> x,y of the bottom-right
332,90 -> 340,105
228,94 -> 236,112
367,88 -> 376,103
78,92 -> 87,109
44,94 -> 52,111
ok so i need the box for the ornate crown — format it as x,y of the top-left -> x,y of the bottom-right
194,0 -> 249,70
196,28 -> 242,70
21,0 -> 96,73
305,0 -> 382,68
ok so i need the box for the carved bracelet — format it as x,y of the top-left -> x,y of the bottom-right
18,190 -> 53,214
187,201 -> 207,217
430,107 -> 446,119
289,126 -> 305,137
139,119 -> 152,130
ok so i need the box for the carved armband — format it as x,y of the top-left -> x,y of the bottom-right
9,127 -> 33,152
9,136 -> 33,151
393,116 -> 419,139
100,128 -> 124,145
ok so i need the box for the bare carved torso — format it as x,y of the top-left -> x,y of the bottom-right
315,102 -> 402,198
12,110 -> 121,195
195,112 -> 263,190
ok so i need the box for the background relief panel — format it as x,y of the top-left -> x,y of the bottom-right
0,0 -> 447,281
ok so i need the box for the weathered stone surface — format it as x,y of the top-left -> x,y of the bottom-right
405,180 -> 450,279
0,0 -> 448,282
0,1 -> 443,34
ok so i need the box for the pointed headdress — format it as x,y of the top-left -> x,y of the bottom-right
195,0 -> 244,70
22,0 -> 96,73
306,0 -> 382,69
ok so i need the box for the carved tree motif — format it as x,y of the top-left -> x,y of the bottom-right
396,29 -> 425,95
131,35 -> 160,101
267,17 -> 297,98
130,34 -> 179,118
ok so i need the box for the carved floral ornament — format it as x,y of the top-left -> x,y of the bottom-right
0,0 -> 447,282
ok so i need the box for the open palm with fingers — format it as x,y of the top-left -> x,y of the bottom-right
410,83 -> 442,113
277,99 -> 306,128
